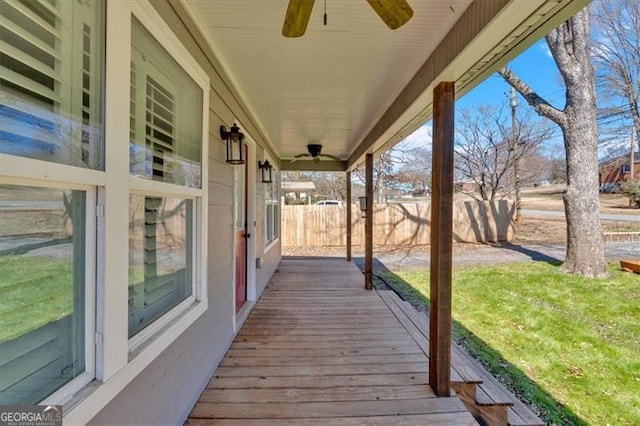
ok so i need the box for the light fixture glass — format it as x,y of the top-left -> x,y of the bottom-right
259,160 -> 273,183
358,196 -> 367,218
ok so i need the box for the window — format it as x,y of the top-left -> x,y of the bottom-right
127,18 -> 205,342
0,0 -> 208,412
129,18 -> 202,188
265,162 -> 280,245
0,0 -> 104,169
0,0 -> 103,405
128,196 -> 193,337
0,185 -> 91,405
621,164 -> 630,173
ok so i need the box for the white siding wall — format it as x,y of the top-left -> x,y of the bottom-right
88,1 -> 280,423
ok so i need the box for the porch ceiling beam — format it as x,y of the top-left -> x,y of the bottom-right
280,160 -> 348,172
346,0 -> 590,171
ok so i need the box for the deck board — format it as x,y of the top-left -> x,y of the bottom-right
188,258 -> 477,424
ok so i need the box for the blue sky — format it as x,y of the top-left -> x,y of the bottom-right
402,40 -> 567,153
457,41 -> 565,111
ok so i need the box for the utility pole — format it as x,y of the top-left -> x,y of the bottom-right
631,129 -> 635,179
510,86 -> 522,222
630,130 -> 635,207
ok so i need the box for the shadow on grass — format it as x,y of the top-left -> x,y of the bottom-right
353,256 -> 587,426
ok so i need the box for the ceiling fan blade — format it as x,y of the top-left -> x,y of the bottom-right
290,153 -> 311,163
321,153 -> 342,161
366,0 -> 414,30
282,0 -> 316,38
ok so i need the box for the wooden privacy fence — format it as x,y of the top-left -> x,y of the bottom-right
282,200 -> 515,247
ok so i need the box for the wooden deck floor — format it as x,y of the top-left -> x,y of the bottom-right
187,258 -> 477,425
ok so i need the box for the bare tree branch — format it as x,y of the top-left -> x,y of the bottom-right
498,67 -> 566,126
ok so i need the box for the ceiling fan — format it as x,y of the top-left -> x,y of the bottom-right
292,144 -> 341,163
282,0 -> 414,38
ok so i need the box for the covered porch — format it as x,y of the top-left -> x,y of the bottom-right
188,257 -> 477,425
178,0 -> 589,409
0,0 -> 593,422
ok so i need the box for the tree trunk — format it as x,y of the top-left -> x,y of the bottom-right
562,114 -> 605,276
549,11 -> 606,277
500,8 -> 607,277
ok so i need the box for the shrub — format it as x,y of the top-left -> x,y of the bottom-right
620,178 -> 640,207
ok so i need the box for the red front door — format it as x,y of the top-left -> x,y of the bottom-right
235,146 -> 248,313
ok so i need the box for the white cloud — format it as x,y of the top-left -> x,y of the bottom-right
398,124 -> 432,149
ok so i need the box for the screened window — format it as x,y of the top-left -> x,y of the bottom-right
0,185 -> 86,404
0,0 -> 104,169
129,18 -> 202,188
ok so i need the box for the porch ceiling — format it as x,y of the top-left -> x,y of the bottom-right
183,0 -> 589,171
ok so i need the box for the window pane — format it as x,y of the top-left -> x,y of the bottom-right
128,195 -> 193,338
0,1 -> 105,169
0,185 -> 86,404
266,204 -> 274,243
129,19 -> 202,188
235,162 -> 246,229
265,169 -> 279,244
274,172 -> 280,239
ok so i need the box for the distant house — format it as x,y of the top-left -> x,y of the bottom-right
600,151 -> 640,186
455,179 -> 476,193
282,181 -> 316,204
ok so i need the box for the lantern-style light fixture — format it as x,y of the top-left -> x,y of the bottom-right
358,196 -> 367,218
258,160 -> 273,183
221,123 -> 245,165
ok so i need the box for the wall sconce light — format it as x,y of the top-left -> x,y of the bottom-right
221,123 -> 245,165
358,196 -> 367,218
258,160 -> 273,183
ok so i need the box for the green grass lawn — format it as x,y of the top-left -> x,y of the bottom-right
0,256 -> 73,342
378,262 -> 640,425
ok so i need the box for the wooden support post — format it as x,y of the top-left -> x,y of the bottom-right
429,81 -> 455,397
365,154 -> 374,290
346,171 -> 352,261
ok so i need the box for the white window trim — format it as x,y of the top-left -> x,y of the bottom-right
64,1 -> 209,423
0,155 -> 106,187
264,156 -> 280,249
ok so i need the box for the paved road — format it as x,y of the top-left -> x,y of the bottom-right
522,209 -> 640,222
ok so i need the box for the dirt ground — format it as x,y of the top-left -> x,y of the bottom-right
520,184 -> 636,213
513,217 -> 637,244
